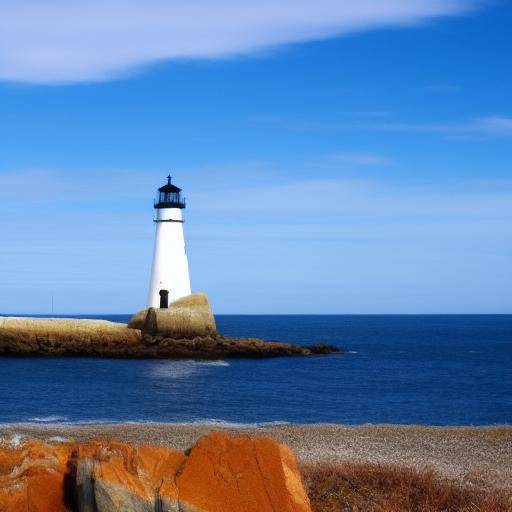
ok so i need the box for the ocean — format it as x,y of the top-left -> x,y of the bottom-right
0,315 -> 510,426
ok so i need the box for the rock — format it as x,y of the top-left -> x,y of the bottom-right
0,316 -> 141,357
127,308 -> 149,330
0,313 -> 342,359
138,335 -> 342,359
0,433 -> 312,512
129,292 -> 217,338
177,432 -> 312,512
306,343 -> 341,355
0,439 -> 72,512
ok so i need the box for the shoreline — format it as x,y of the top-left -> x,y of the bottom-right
1,422 -> 510,492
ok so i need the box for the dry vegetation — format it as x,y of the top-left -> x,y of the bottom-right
302,463 -> 512,512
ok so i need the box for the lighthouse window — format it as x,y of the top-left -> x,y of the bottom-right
159,191 -> 180,203
155,179 -> 186,209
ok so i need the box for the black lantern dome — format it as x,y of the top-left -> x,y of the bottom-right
154,175 -> 186,209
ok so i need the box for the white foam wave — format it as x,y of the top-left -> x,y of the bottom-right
0,419 -> 289,428
29,416 -> 69,423
187,419 -> 289,429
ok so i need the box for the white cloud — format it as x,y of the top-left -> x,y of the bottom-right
0,0 -> 477,84
323,152 -> 392,166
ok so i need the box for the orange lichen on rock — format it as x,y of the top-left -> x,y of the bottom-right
0,433 -> 311,512
0,440 -> 72,512
178,432 -> 311,512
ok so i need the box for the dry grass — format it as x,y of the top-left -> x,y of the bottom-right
302,463 -> 512,512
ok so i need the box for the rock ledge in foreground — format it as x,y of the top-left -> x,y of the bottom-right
0,432 -> 312,512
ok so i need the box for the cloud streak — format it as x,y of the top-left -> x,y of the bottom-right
0,0 -> 477,84
363,116 -> 512,138
322,152 -> 392,166
251,115 -> 512,139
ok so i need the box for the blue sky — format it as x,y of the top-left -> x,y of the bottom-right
0,0 -> 511,314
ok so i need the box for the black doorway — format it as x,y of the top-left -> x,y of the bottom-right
159,289 -> 169,309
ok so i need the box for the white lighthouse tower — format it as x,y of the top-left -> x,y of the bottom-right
147,175 -> 191,308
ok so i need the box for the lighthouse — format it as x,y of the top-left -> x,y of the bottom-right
147,175 -> 191,308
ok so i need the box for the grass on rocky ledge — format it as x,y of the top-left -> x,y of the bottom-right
302,462 -> 512,512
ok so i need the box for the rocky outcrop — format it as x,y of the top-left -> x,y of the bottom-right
0,433 -> 312,512
0,316 -> 141,356
138,334 -> 341,358
0,316 -> 341,358
129,293 -> 217,338
0,439 -> 72,512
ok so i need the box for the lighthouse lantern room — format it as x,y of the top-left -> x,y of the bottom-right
147,175 -> 191,308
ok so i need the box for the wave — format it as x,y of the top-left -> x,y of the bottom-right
187,419 -> 289,429
28,416 -> 69,423
1,418 -> 289,429
0,418 -> 129,427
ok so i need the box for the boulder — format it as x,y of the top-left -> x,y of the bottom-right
0,440 -> 72,512
0,433 -> 312,512
128,292 -> 217,338
176,432 -> 312,512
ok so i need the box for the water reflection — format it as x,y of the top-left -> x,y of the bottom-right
149,360 -> 230,380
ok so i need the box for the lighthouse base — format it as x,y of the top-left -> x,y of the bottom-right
128,293 -> 216,339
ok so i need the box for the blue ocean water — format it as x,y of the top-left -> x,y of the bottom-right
0,315 -> 510,426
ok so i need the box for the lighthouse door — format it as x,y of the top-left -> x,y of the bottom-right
159,289 -> 169,309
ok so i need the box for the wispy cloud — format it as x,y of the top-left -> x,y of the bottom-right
476,116 -> 512,136
191,178 -> 512,221
0,169 -> 158,203
251,115 -> 512,139
323,152 -> 392,167
359,116 -> 512,140
0,0 -> 478,84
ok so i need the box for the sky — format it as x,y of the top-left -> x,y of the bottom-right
0,0 -> 511,314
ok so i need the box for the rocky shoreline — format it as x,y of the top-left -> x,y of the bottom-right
2,423 -> 511,493
0,316 -> 341,359
0,431 -> 311,512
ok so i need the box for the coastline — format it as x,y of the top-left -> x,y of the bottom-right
1,422 -> 510,492
0,315 -> 341,358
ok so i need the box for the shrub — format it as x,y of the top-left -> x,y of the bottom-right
302,462 -> 512,512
